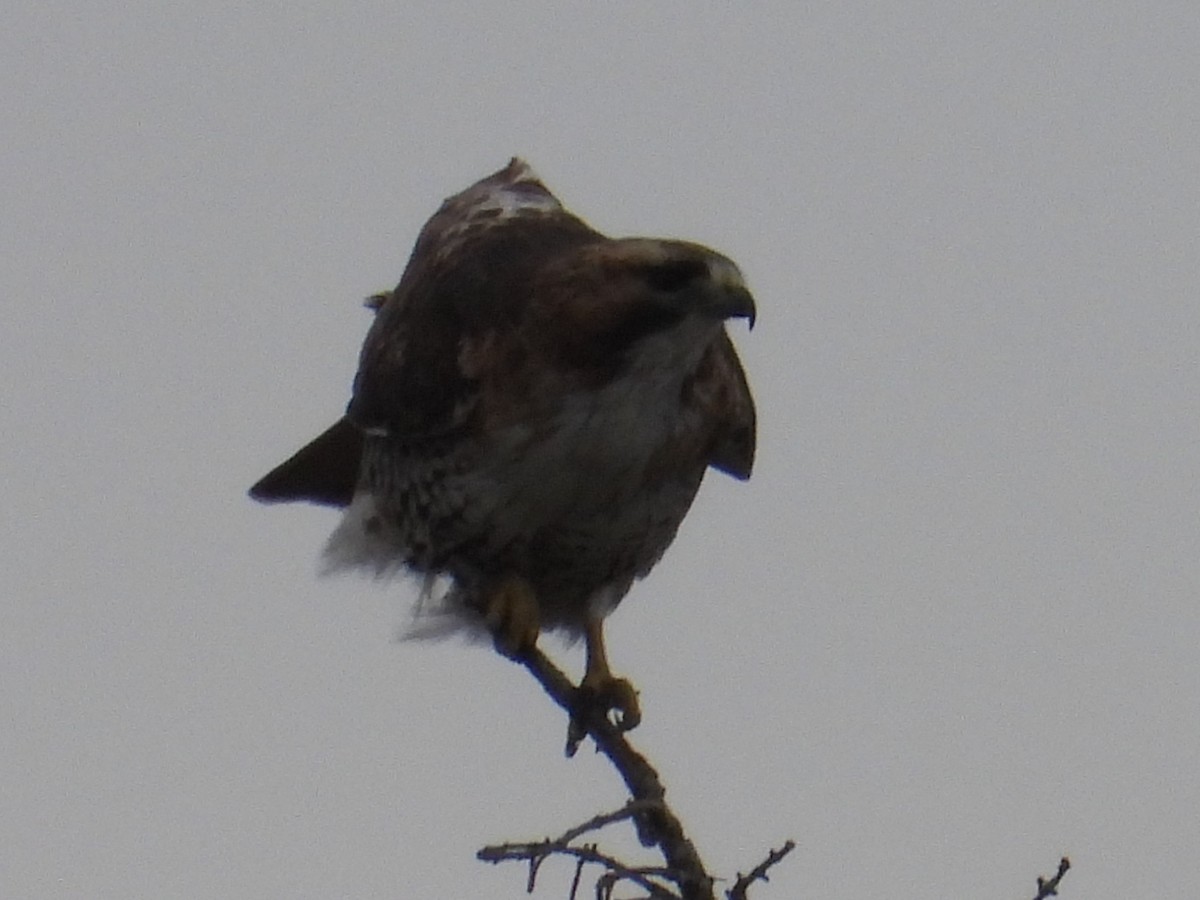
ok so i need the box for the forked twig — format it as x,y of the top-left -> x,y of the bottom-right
727,841 -> 797,900
1034,857 -> 1071,900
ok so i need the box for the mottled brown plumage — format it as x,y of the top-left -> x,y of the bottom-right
251,159 -> 756,727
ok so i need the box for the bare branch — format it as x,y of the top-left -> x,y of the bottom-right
477,645 -> 794,899
515,646 -> 715,899
726,841 -> 797,900
1034,857 -> 1071,900
478,837 -> 677,898
557,799 -> 664,845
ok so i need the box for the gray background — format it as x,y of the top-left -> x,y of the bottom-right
4,3 -> 1197,898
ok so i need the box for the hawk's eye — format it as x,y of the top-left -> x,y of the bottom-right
601,299 -> 689,351
642,258 -> 708,293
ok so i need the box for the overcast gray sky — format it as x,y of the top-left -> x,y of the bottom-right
4,3 -> 1198,898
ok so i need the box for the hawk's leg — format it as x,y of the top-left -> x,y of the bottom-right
482,575 -> 541,658
578,617 -> 641,732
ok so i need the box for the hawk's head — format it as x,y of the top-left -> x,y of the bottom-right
530,237 -> 756,378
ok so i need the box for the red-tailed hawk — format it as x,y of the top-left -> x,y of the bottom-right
250,159 -> 756,730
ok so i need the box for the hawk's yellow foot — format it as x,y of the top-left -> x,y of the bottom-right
482,575 -> 540,658
578,618 -> 641,732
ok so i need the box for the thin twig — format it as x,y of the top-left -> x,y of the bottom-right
726,841 -> 797,900
1034,857 -> 1070,900
526,852 -> 544,893
556,799 -> 663,845
478,838 -> 677,898
569,855 -> 585,900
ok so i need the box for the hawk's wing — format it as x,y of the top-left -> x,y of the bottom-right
346,160 -> 600,441
250,160 -> 598,507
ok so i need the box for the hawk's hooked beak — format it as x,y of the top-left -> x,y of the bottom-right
713,285 -> 757,331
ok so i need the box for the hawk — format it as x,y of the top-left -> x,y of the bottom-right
250,159 -> 756,731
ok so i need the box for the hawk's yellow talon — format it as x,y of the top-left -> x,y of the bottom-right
483,575 -> 540,657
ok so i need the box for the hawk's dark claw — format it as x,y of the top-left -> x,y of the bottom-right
593,675 -> 641,732
566,676 -> 642,756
